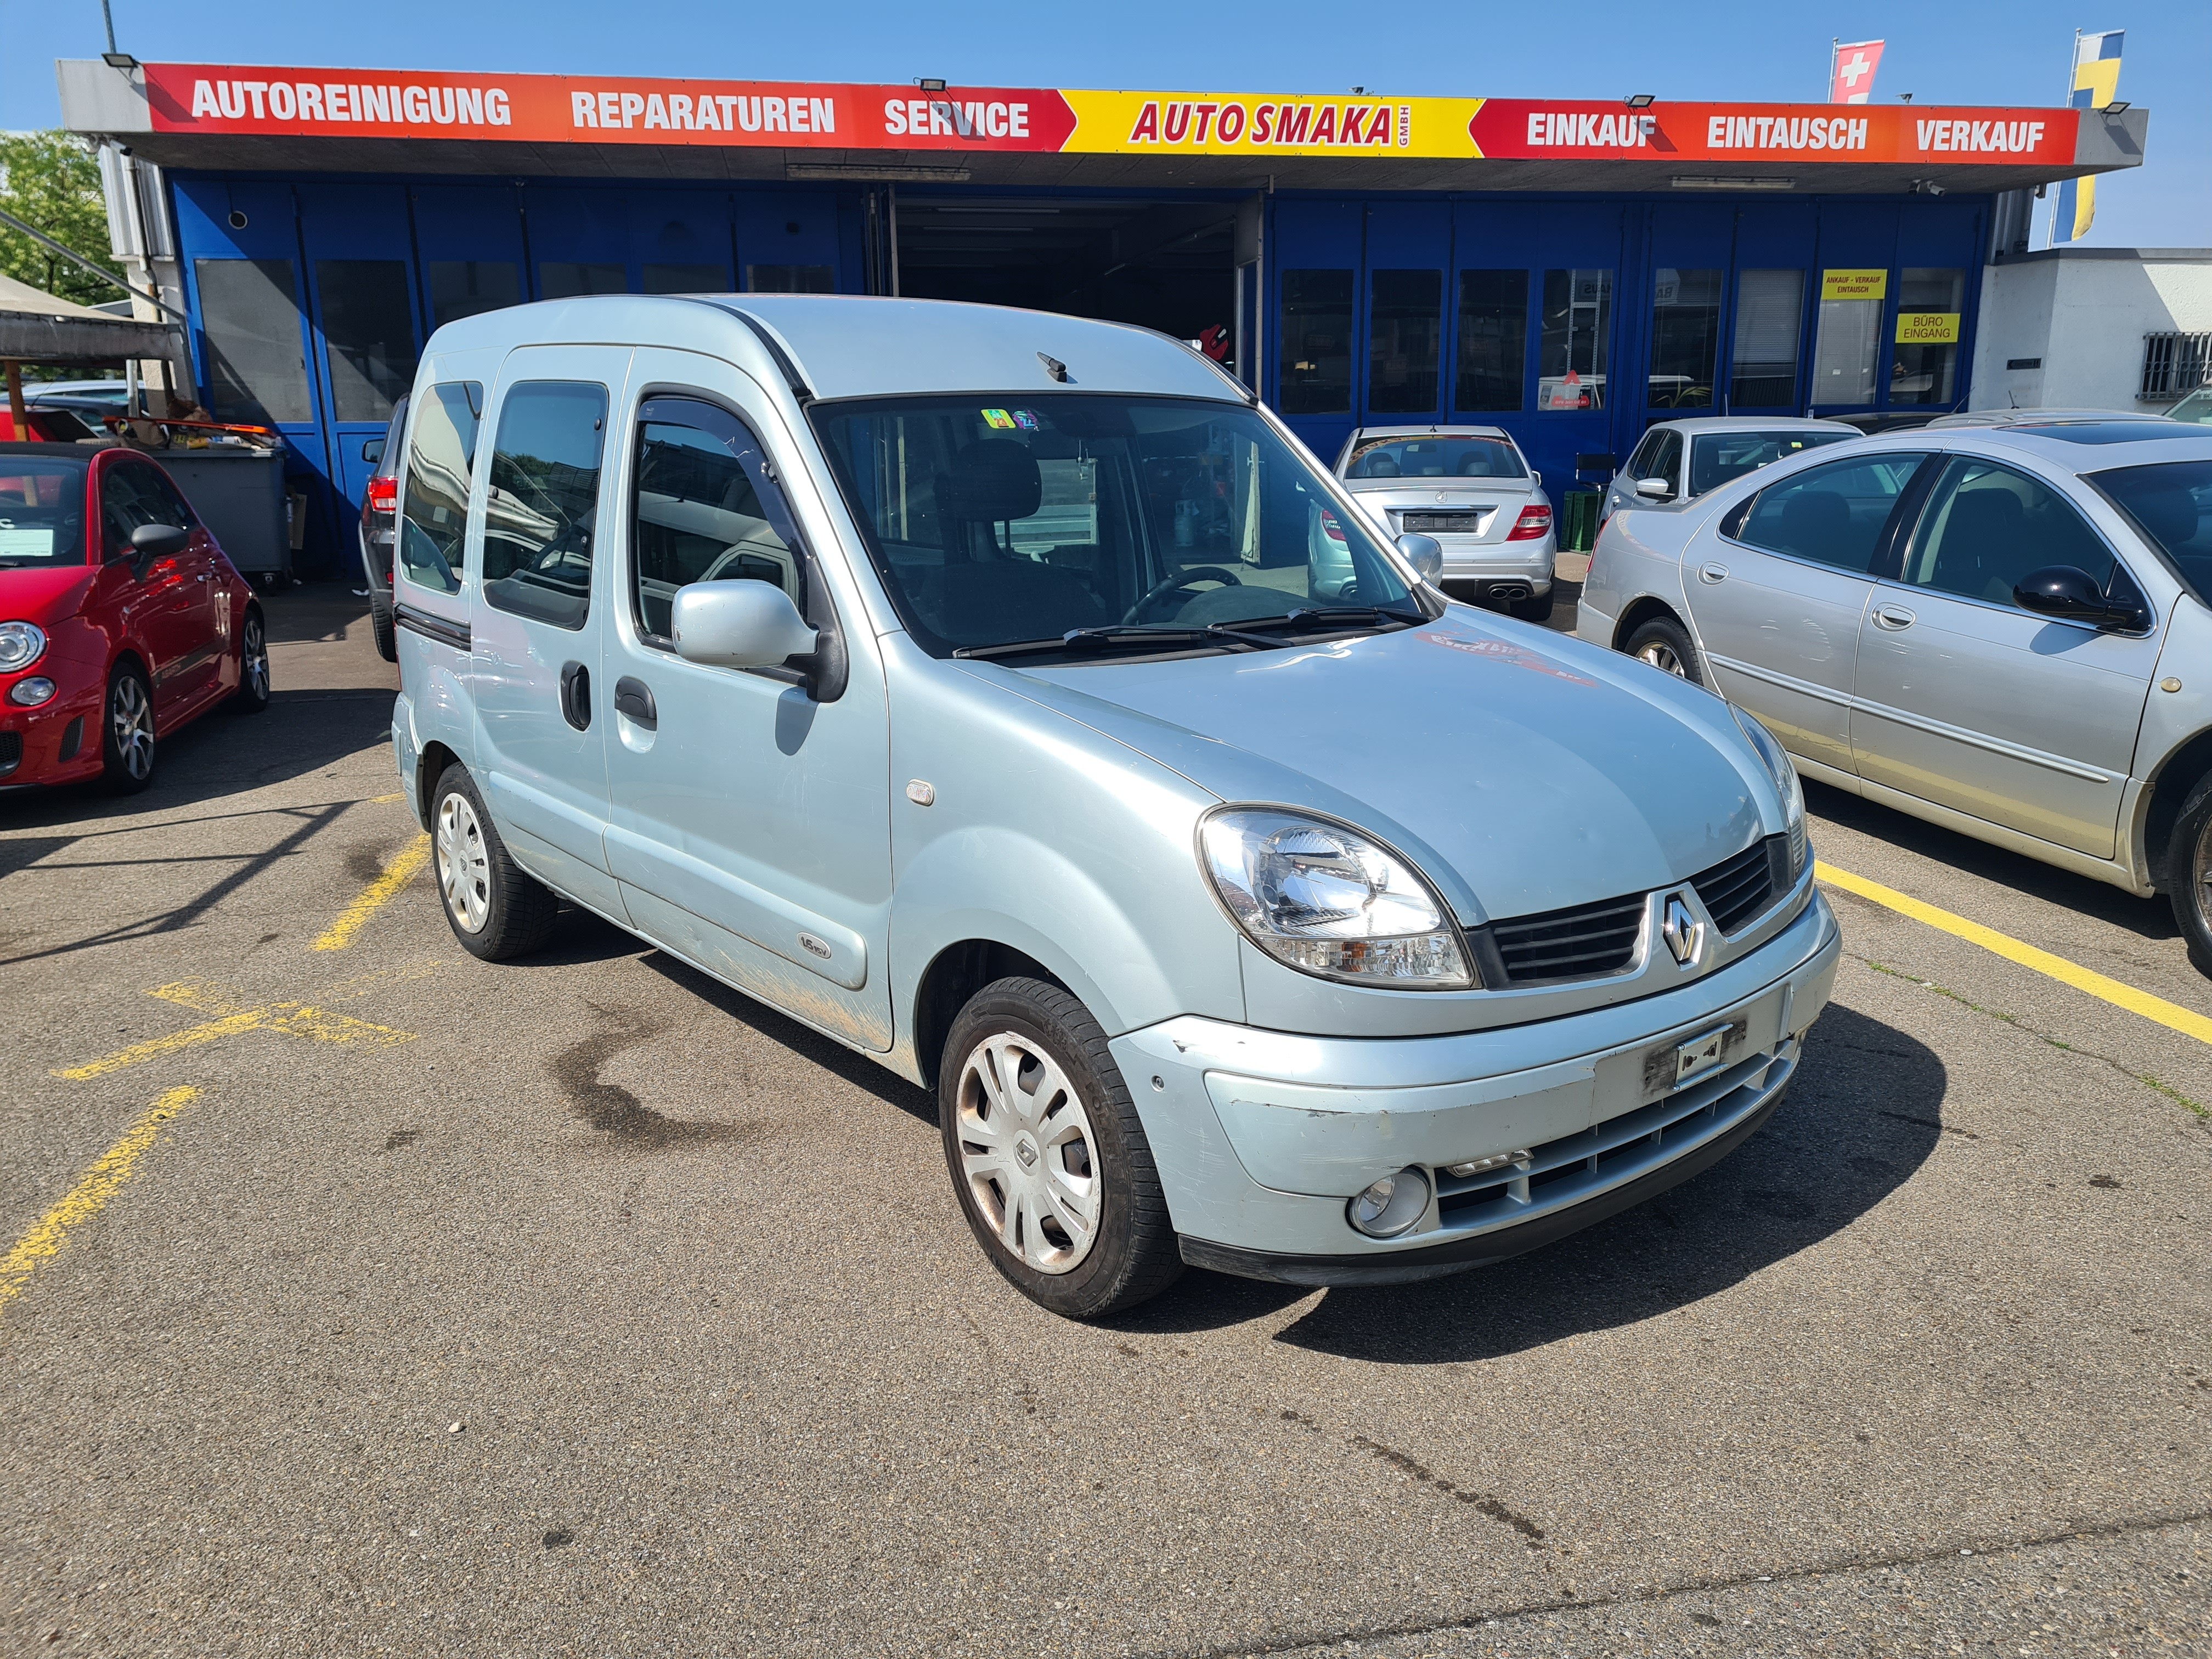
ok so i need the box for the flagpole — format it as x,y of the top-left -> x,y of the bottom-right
1828,38 -> 1838,102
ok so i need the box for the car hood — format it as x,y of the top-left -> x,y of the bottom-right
0,563 -> 95,620
994,610 -> 1773,926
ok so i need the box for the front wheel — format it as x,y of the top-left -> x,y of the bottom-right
100,663 -> 157,794
2167,773 -> 2212,977
939,978 -> 1183,1318
1621,613 -> 1704,686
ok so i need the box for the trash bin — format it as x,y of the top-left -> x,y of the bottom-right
155,447 -> 292,584
1562,488 -> 1603,553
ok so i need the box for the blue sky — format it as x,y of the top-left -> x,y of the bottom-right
3,0 -> 2204,246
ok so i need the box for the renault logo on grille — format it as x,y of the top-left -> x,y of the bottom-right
1661,894 -> 1705,967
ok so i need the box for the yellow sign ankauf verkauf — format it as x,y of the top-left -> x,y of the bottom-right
1821,268 -> 1888,301
1895,311 -> 1961,344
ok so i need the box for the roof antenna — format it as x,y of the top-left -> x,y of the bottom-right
1037,351 -> 1069,383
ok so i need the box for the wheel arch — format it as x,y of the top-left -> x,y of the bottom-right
415,740 -> 463,834
911,939 -> 1069,1092
2142,729 -> 2212,891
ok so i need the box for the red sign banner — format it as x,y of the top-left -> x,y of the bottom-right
1466,100 -> 2076,165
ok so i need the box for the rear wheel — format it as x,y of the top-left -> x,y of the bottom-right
939,977 -> 1183,1319
99,662 -> 156,794
1621,613 -> 1703,686
2168,773 -> 2212,977
430,764 -> 560,960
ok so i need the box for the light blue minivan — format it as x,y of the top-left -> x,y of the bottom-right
387,295 -> 1839,1318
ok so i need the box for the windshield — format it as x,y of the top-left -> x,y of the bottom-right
0,456 -> 89,568
1689,430 -> 1855,497
812,395 -> 1420,659
1345,435 -> 1525,481
2162,389 -> 2211,425
2087,458 -> 2212,607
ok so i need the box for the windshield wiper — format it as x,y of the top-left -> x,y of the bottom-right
1231,604 -> 1427,635
953,624 -> 1282,662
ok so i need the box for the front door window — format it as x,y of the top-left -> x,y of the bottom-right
630,398 -> 808,643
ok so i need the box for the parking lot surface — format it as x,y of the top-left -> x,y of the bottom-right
2,586 -> 2208,1657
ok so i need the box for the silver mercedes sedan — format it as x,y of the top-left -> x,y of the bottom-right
1330,426 -> 1558,619
1578,419 -> 2212,974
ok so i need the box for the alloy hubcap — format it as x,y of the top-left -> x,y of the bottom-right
110,677 -> 154,780
955,1032 -> 1102,1275
2195,816 -> 2212,934
435,792 -> 493,933
1637,641 -> 1686,678
243,617 -> 269,698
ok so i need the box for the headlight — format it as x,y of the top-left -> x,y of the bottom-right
1731,706 -> 1808,878
0,622 -> 46,673
1199,808 -> 1476,988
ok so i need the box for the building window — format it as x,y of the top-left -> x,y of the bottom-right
194,258 -> 311,426
427,261 -> 520,329
745,264 -> 835,294
539,262 -> 627,300
1539,269 -> 1611,410
1278,269 -> 1355,415
1454,270 -> 1527,413
1889,268 -> 1965,406
1730,269 -> 1805,408
1367,269 -> 1443,414
1812,268 -> 1885,406
1647,267 -> 1723,410
2141,332 -> 2212,402
314,260 -> 417,425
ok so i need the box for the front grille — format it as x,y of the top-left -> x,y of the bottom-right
1398,510 -> 1485,534
0,730 -> 20,777
1488,892 -> 1646,985
1691,835 -> 1790,936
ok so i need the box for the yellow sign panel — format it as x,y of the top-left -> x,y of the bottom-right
1821,268 -> 1888,301
1059,89 -> 1483,159
1895,311 -> 1961,344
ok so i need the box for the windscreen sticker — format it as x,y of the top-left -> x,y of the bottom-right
980,408 -> 1014,429
1011,410 -> 1040,430
1420,630 -> 1598,687
0,527 -> 55,558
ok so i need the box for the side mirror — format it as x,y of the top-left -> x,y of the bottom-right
129,522 -> 190,572
2013,565 -> 2143,631
1395,532 -> 1445,584
1634,476 -> 1675,502
672,579 -> 818,670
361,437 -> 385,464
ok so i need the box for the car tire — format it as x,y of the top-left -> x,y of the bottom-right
1510,587 -> 1558,623
2166,772 -> 2212,977
99,661 -> 157,795
938,977 -> 1184,1319
428,763 -> 560,961
365,579 -> 398,664
228,605 -> 272,714
1621,613 -> 1704,686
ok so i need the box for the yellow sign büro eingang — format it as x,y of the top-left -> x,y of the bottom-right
1821,268 -> 1888,301
1895,311 -> 1961,345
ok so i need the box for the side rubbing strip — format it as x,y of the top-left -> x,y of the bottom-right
394,604 -> 471,651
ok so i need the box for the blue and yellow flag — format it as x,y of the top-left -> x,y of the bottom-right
2053,30 -> 2122,244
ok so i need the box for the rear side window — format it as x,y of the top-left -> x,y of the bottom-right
398,381 -> 482,596
1734,454 -> 1928,573
482,381 -> 608,630
630,397 -> 806,644
1900,458 -> 2114,608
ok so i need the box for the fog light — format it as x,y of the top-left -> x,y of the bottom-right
1444,1148 -> 1531,1179
7,676 -> 57,708
1347,1166 -> 1431,1238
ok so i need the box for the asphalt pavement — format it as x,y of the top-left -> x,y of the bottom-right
1,583 -> 2206,1658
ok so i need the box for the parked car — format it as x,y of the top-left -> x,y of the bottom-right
0,441 -> 270,793
1927,407 -> 2178,430
2165,388 -> 2212,425
358,395 -> 408,663
389,295 -> 1836,1318
24,379 -> 132,409
0,404 -> 101,443
1577,420 -> 2212,970
1602,417 -> 1858,526
1329,426 -> 1558,619
1825,410 -> 1940,437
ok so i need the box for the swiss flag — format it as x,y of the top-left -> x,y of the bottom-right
1830,40 -> 1885,105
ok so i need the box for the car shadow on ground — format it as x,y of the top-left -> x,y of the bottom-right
1117,1003 -> 1946,1360
1804,777 -> 2179,945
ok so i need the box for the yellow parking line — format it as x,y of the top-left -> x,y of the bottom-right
313,833 -> 431,952
1817,860 -> 2212,1047
0,1087 -> 201,1323
53,989 -> 417,1081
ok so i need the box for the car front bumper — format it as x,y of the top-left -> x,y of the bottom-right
1114,888 -> 1839,1285
0,667 -> 105,790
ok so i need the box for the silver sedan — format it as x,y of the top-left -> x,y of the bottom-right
1578,419 -> 2212,973
1330,426 -> 1557,619
1602,416 -> 1858,526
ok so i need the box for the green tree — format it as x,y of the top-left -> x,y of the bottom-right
0,130 -> 125,306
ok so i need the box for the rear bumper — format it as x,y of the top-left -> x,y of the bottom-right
1437,535 -> 1556,588
1114,890 -> 1839,1282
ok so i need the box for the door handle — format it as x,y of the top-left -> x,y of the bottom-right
1873,605 -> 1917,631
1697,563 -> 1729,584
613,675 -> 658,730
558,661 -> 591,731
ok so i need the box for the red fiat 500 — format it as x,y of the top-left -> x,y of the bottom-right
0,442 -> 270,794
